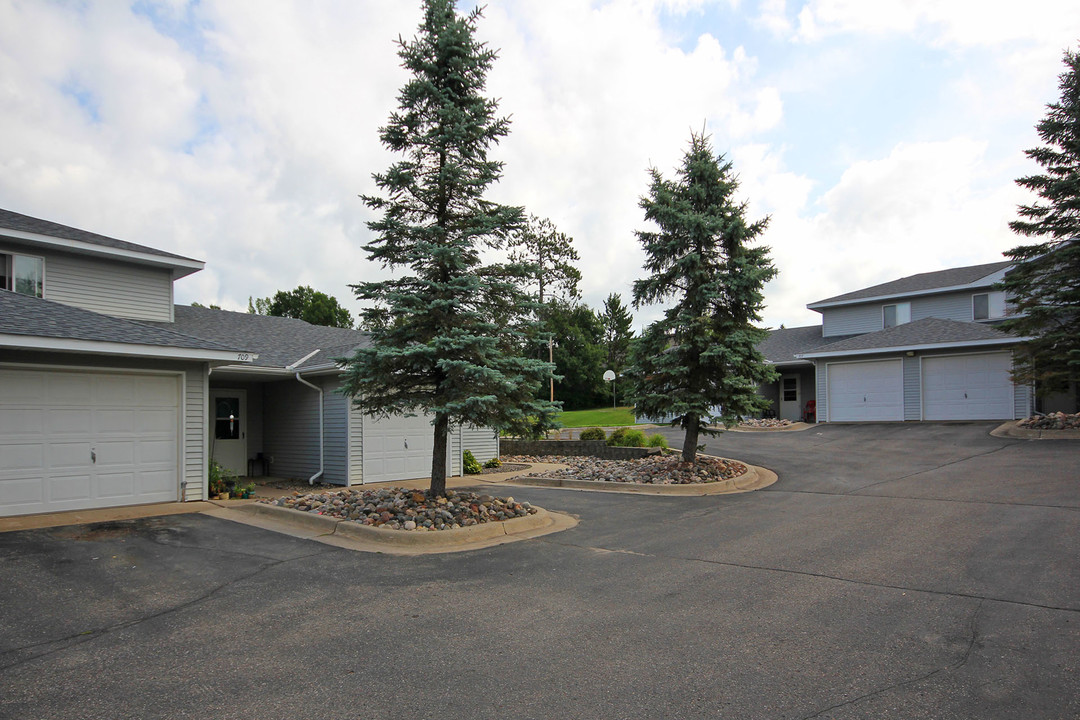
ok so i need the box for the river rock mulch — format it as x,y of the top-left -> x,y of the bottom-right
1018,412 -> 1080,430
739,418 -> 795,428
261,488 -> 537,531
503,454 -> 747,485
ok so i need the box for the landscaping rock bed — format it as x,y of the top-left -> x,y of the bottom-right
1018,412 -> 1080,430
262,488 -> 536,531
739,418 -> 795,428
504,454 -> 747,485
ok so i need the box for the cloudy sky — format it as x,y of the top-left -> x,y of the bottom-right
1,0 -> 1076,330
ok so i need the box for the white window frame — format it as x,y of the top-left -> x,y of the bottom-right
1,251 -> 45,298
972,291 -> 1006,321
882,301 -> 910,329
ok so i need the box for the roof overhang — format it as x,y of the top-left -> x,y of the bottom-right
796,336 -> 1029,360
0,334 -> 255,363
806,267 -> 1012,311
0,226 -> 204,280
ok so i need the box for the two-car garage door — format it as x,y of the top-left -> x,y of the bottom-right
0,368 -> 180,517
826,353 -> 1015,422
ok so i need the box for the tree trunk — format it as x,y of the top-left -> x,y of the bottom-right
682,412 -> 699,463
430,412 -> 450,496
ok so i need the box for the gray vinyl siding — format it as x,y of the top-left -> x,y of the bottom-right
461,425 -> 499,465
815,360 -> 828,420
322,378 -> 347,485
910,292 -> 974,324
1014,383 -> 1032,419
183,366 -> 207,501
40,250 -> 174,322
903,355 -> 921,421
821,304 -> 882,337
263,376 -> 350,485
348,401 -> 363,485
263,379 -> 321,482
451,427 -> 462,476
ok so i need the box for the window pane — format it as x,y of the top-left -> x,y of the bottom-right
12,255 -> 43,297
973,294 -> 989,320
214,397 -> 240,440
883,305 -> 897,327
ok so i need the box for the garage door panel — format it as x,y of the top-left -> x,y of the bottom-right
49,475 -> 92,502
363,412 -> 443,484
97,409 -> 136,433
0,444 -> 45,472
923,353 -> 1013,420
0,478 -> 44,505
0,368 -> 181,517
0,409 -> 42,434
828,360 -> 904,422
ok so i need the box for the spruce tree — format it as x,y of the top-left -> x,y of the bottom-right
628,132 -> 777,462
600,292 -> 635,376
341,0 -> 557,494
1002,47 -> 1080,406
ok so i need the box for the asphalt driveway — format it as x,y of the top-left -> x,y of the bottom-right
2,423 -> 1077,719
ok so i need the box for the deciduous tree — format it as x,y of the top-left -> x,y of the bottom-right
248,286 -> 353,329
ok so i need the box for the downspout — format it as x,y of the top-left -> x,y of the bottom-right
294,372 -> 325,485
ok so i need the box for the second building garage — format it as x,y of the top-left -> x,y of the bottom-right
922,352 -> 1015,420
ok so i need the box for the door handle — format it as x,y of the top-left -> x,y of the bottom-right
91,448 -> 96,464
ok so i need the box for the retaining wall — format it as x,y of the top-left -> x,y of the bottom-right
501,439 -> 661,460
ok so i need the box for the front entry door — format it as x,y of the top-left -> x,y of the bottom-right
779,375 -> 801,421
210,389 -> 247,476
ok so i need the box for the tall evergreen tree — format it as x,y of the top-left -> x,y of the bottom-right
508,214 -> 582,304
600,292 -> 635,376
627,132 -> 777,462
341,0 -> 557,494
1002,47 -> 1080,406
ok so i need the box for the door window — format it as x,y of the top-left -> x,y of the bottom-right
782,377 -> 798,402
214,397 -> 241,440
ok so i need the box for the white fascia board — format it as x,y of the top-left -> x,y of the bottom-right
765,359 -> 814,366
806,269 -> 1014,311
796,336 -> 1030,359
0,227 -> 204,279
208,364 -> 290,376
0,334 -> 254,363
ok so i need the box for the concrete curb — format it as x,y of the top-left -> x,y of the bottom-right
991,420 -> 1080,441
505,462 -> 777,496
728,422 -> 814,433
228,501 -> 562,549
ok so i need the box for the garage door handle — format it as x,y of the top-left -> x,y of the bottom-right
964,393 -> 968,399
91,448 -> 96,464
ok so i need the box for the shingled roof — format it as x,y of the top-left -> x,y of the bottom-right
0,208 -> 198,264
757,325 -> 857,364
808,261 -> 1012,308
154,305 -> 369,369
0,290 -> 238,354
796,317 -> 1019,358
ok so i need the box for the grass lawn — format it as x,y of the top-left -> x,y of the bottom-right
557,406 -> 643,428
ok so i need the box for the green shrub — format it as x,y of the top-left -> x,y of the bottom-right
606,427 -> 629,446
646,433 -> 669,448
579,427 -> 606,441
483,457 -> 502,469
463,449 -> 482,474
620,429 -> 646,447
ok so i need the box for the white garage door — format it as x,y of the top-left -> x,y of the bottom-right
0,368 -> 181,517
362,413 -> 448,484
923,353 -> 1014,420
827,359 -> 904,422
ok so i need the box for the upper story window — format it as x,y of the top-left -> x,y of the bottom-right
973,291 -> 1006,321
0,253 -> 44,298
883,301 -> 910,328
